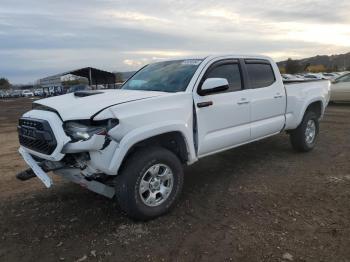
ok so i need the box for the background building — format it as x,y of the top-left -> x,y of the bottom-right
38,67 -> 116,95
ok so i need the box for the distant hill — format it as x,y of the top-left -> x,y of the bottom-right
278,52 -> 350,72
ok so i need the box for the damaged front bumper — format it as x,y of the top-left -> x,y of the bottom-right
53,168 -> 115,198
18,147 -> 54,188
18,146 -> 116,198
17,109 -> 121,196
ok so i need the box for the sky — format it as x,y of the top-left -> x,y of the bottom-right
1,0 -> 350,84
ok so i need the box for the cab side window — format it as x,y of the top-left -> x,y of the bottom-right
245,62 -> 276,88
203,63 -> 242,93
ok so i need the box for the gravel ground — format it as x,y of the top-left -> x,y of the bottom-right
0,98 -> 349,262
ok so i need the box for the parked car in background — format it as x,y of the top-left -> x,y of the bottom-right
282,74 -> 304,82
22,90 -> 34,97
282,74 -> 296,80
34,89 -> 44,97
1,91 -> 10,98
330,73 -> 350,102
322,73 -> 338,80
10,90 -> 22,98
304,73 -> 324,80
67,84 -> 91,93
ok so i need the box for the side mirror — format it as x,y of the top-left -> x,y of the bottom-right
200,78 -> 229,95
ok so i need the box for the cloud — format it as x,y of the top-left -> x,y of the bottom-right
195,8 -> 240,24
1,0 -> 350,83
123,59 -> 146,67
104,11 -> 171,24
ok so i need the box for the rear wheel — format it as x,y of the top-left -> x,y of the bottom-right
115,147 -> 184,220
290,111 -> 319,152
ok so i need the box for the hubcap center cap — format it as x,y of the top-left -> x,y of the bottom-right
150,178 -> 160,190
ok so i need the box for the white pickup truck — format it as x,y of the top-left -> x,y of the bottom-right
17,55 -> 330,220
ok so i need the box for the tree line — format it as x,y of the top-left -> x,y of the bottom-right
279,58 -> 349,74
0,78 -> 11,90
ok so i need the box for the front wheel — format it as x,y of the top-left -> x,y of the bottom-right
290,111 -> 319,152
115,147 -> 184,221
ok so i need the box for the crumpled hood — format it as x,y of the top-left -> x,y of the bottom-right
34,89 -> 165,121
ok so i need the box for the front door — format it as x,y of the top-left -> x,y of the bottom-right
193,60 -> 251,157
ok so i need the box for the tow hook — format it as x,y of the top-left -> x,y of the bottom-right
16,168 -> 36,181
16,161 -> 64,181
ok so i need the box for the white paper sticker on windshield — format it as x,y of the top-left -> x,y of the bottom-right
181,60 -> 202,66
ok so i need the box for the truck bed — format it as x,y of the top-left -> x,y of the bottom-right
283,79 -> 331,130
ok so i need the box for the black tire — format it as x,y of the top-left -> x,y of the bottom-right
290,110 -> 319,152
115,146 -> 184,221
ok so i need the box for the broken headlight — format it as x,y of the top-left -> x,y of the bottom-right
64,119 -> 118,141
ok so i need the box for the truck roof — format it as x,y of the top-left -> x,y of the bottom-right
151,54 -> 273,63
206,54 -> 272,60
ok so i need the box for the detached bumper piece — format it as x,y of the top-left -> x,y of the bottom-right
16,159 -> 58,181
16,148 -> 66,187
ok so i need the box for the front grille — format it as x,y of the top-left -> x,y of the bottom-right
18,118 -> 57,155
19,119 -> 44,130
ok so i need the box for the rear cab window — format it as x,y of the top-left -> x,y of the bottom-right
245,59 -> 276,88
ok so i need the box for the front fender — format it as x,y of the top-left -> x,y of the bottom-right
107,121 -> 197,175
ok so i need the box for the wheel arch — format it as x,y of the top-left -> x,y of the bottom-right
305,100 -> 323,118
107,123 -> 197,175
122,131 -> 190,165
296,99 -> 324,127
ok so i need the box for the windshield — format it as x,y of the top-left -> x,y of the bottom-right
122,59 -> 203,92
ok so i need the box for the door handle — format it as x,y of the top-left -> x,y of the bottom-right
197,101 -> 213,108
274,93 -> 283,98
237,98 -> 250,105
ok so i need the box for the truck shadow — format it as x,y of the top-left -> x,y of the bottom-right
183,133 -> 291,195
1,134 -> 292,236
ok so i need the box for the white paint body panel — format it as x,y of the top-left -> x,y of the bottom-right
34,89 -> 165,121
249,62 -> 286,139
93,93 -> 196,174
18,55 -> 331,179
193,89 -> 251,156
283,80 -> 330,130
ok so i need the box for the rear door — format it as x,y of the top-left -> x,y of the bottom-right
244,59 -> 286,140
193,59 -> 251,156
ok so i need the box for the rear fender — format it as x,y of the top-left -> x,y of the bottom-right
285,97 -> 325,130
299,97 -> 325,121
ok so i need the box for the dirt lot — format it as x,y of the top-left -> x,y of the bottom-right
0,98 -> 349,262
